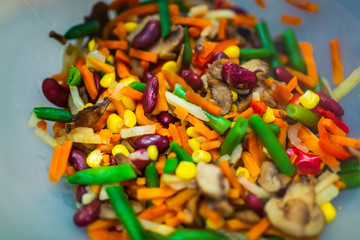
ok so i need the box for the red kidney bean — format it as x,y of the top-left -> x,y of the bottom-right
130,134 -> 169,153
128,149 -> 152,171
69,149 -> 89,171
222,62 -> 257,89
314,91 -> 344,117
133,19 -> 161,49
181,70 -> 203,91
211,51 -> 229,63
73,199 -> 101,227
109,155 -> 118,165
287,147 -> 322,175
157,112 -> 175,128
245,194 -> 265,217
76,185 -> 87,202
273,66 -> 293,84
312,106 -> 349,133
142,72 -> 154,83
42,78 -> 69,108
142,76 -> 159,113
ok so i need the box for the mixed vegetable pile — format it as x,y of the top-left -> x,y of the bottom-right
28,0 -> 360,239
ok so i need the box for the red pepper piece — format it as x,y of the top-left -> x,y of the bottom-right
313,106 -> 349,134
287,147 -> 322,175
250,101 -> 267,116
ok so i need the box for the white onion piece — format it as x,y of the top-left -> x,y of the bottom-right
315,173 -> 339,194
27,104 -> 44,128
139,219 -> 175,236
110,82 -> 125,100
230,144 -> 243,165
120,125 -> 156,139
67,127 -> 110,144
238,176 -> 272,199
287,122 -> 309,153
69,86 -> 85,113
88,50 -> 106,62
315,184 -> 339,205
333,66 -> 360,100
33,128 -> 58,148
188,5 -> 209,18
205,9 -> 236,19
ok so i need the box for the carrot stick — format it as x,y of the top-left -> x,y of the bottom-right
319,118 -> 346,137
99,40 -> 128,50
248,133 -> 261,167
201,140 -> 222,151
299,42 -> 318,87
185,114 -> 203,126
228,188 -> 241,198
177,126 -> 193,155
235,107 -> 254,120
219,160 -> 243,194
232,14 -> 257,27
79,65 -> 98,100
286,76 -> 298,92
264,77 -> 276,87
51,71 -> 68,82
111,98 -> 126,117
49,141 -> 73,183
108,0 -> 127,10
242,151 -> 261,178
155,154 -> 167,175
169,4 -> 180,17
174,106 -> 189,120
115,50 -> 131,64
129,48 -> 158,63
65,166 -> 76,176
138,203 -> 170,220
247,217 -> 271,240
328,135 -> 360,149
254,0 -> 267,9
37,120 -> 47,132
128,0 -> 140,8
199,200 -> 224,228
209,149 -> 221,162
273,118 -> 288,148
173,74 -> 193,91
137,187 -> 177,200
87,57 -> 115,74
112,22 -> 127,41
93,111 -> 115,131
74,57 -> 86,69
88,230 -> 125,240
119,86 -> 143,101
218,19 -> 228,40
188,27 -> 201,38
165,189 -> 198,210
198,41 -> 217,59
135,103 -> 162,129
285,67 -> 317,88
225,219 -> 253,231
156,128 -> 171,138
185,91 -> 222,115
285,0 -> 319,13
98,48 -> 110,58
329,39 -> 344,84
171,16 -> 211,28
116,61 -> 130,78
194,123 -> 219,140
87,219 -> 119,232
156,72 -> 168,111
280,14 -> 302,26
168,123 -> 182,146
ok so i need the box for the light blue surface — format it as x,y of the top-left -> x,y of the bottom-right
0,0 -> 359,239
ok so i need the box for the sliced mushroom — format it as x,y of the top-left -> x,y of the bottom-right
130,58 -> 144,78
206,59 -> 223,81
66,97 -> 110,133
208,79 -> 233,115
99,202 -> 117,220
240,59 -> 270,81
233,209 -> 261,223
148,25 -> 184,57
213,199 -> 234,217
265,182 -> 325,238
258,161 -> 291,193
161,173 -> 197,190
115,153 -> 142,175
196,161 -> 229,200
78,86 -> 89,104
252,82 -> 277,108
237,94 -> 252,112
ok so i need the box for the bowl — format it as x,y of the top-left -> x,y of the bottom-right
1,0 -> 360,239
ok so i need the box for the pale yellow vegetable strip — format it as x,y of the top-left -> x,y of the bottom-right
333,66 -> 360,100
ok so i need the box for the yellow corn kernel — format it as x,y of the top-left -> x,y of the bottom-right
175,161 -> 197,180
100,72 -> 116,88
321,201 -> 337,223
224,45 -> 240,59
123,109 -> 137,128
236,167 -> 250,178
205,218 -> 224,230
263,107 -> 276,123
120,95 -> 136,111
107,113 -> 124,133
79,103 -> 94,111
125,22 -> 138,33
263,146 -> 272,159
161,61 -> 177,76
112,144 -> 130,156
192,149 -> 211,163
186,127 -> 200,138
88,39 -> 96,52
106,54 -> 114,65
188,138 -> 201,151
82,192 -> 97,205
86,149 -> 103,168
299,90 -> 320,109
90,185 -> 102,194
119,77 -> 135,86
147,145 -> 159,161
231,104 -> 238,113
231,90 -> 238,102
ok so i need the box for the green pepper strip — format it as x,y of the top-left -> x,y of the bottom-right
182,27 -> 192,66
219,117 -> 248,156
339,172 -> 360,189
33,107 -> 72,123
129,81 -> 146,93
240,48 -> 273,60
267,123 -> 281,136
149,228 -> 228,240
170,141 -> 194,162
339,158 -> 360,175
67,67 -> 83,86
173,84 -> 231,134
163,157 -> 179,174
65,163 -> 136,185
280,28 -> 307,73
249,115 -> 296,176
285,104 -> 320,129
255,22 -> 282,69
106,186 -> 149,240
157,0 -> 171,37
64,20 -> 100,39
145,162 -> 160,188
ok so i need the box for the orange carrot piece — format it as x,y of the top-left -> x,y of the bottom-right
185,91 -> 222,115
119,86 -> 143,101
218,19 -> 228,40
232,14 -> 257,27
155,155 -> 167,175
65,166 -> 76,176
137,187 -> 177,200
329,135 -> 360,149
286,76 -> 298,92
99,40 -> 128,50
225,219 -> 253,231
116,61 -> 131,78
285,0 -> 319,13
108,0 -> 127,10
242,151 -> 261,178
138,203 -> 170,220
174,106 -> 189,120
37,120 -> 47,132
111,98 -> 126,117
115,50 -> 131,64
247,217 -> 271,240
88,230 -> 125,240
235,107 -> 254,120
87,219 -> 119,232
156,72 -> 168,111
194,123 -> 219,140
280,14 -> 302,26
185,114 -> 203,126
129,48 -> 158,63
165,189 -> 199,210
74,57 -> 86,69
279,53 -> 289,65
51,71 -> 68,82
188,27 -> 201,38
168,123 -> 182,146
209,149 -> 221,162
162,70 -> 176,90
264,77 -> 276,87
299,42 -> 319,87
248,133 -> 261,167
285,67 -> 315,87
169,4 -> 180,17
113,22 -> 127,40
254,0 -> 267,9
98,48 -> 110,58
156,128 -> 171,138
198,41 -> 217,59
173,73 -> 193,91
201,140 -> 222,151
141,60 -> 150,72
177,125 -> 193,156
99,129 -> 113,140
273,118 -> 288,147
329,39 -> 344,84
319,118 -> 346,137
135,103 -> 162,129
171,16 -> 211,28
93,111 -> 114,131
199,200 -> 224,228
228,188 -> 241,198
79,65 -> 98,100
87,57 -> 115,74
128,0 -> 140,8
49,141 -> 73,183
219,160 -> 243,194
273,84 -> 292,105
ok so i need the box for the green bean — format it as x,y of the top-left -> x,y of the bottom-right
157,0 -> 171,37
66,67 -> 83,86
106,186 -> 149,240
219,117 -> 248,155
280,28 -> 307,73
129,81 -> 146,92
249,115 -> 296,176
339,172 -> 360,189
33,107 -> 72,123
339,158 -> 360,175
64,21 -> 100,39
145,162 -> 160,188
163,157 -> 179,174
170,141 -> 194,162
182,27 -> 192,66
267,123 -> 281,136
149,228 -> 228,240
285,104 -> 320,129
240,48 -> 273,60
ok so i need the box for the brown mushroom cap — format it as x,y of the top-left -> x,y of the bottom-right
265,182 -> 325,238
258,161 -> 291,193
148,25 -> 184,56
208,79 -> 233,115
240,59 -> 270,81
207,59 -> 223,81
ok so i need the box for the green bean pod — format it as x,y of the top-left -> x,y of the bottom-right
249,114 -> 296,176
182,27 -> 192,66
339,158 -> 360,175
149,228 -> 228,240
339,172 -> 360,189
157,0 -> 171,37
267,123 -> 281,136
64,20 -> 100,39
129,81 -> 146,93
163,157 -> 179,174
285,104 -> 320,129
219,117 -> 248,155
66,67 -> 83,86
145,162 -> 160,188
33,107 -> 72,123
240,48 -> 273,60
170,141 -> 194,162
